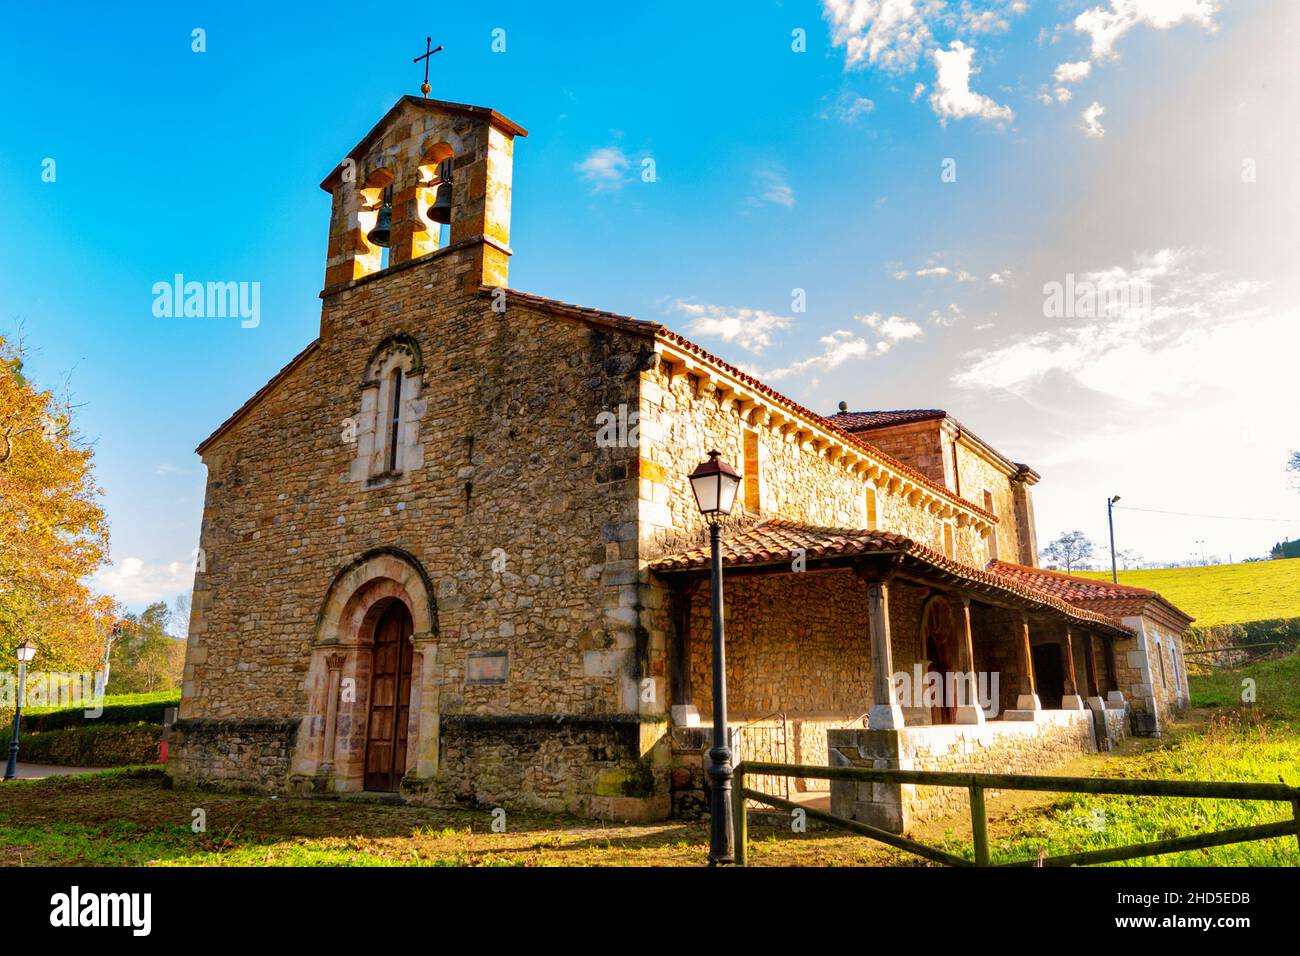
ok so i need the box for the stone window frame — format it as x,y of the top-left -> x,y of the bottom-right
863,483 -> 878,531
351,333 -> 427,488
942,519 -> 955,560
742,427 -> 761,514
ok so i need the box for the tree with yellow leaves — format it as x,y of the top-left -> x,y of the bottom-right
0,331 -> 116,681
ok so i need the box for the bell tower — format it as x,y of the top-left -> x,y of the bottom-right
318,95 -> 527,304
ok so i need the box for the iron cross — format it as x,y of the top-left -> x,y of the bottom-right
414,37 -> 443,97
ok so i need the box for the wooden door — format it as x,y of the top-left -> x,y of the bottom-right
364,601 -> 414,792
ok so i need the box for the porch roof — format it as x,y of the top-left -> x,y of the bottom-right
986,560 -> 1195,632
650,519 -> 1133,638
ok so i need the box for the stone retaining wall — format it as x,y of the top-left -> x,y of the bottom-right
829,712 -> 1097,833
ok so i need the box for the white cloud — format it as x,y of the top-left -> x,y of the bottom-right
1080,100 -> 1106,138
929,41 -> 1015,124
575,146 -> 630,192
860,311 -> 924,342
929,303 -> 964,326
915,265 -> 951,278
822,90 -> 877,123
953,249 -> 1271,400
911,81 -> 927,101
1054,59 -> 1093,83
822,0 -> 934,72
762,311 -> 922,380
749,167 -> 796,208
1074,0 -> 1220,62
672,301 -> 794,354
989,270 -> 1010,284
92,557 -> 195,608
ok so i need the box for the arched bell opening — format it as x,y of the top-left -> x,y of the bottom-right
359,166 -> 396,272
415,141 -> 456,256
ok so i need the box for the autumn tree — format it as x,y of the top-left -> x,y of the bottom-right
1040,531 -> 1096,574
0,331 -> 116,678
109,602 -> 184,693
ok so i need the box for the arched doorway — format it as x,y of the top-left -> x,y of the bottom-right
922,597 -> 958,725
364,599 -> 414,792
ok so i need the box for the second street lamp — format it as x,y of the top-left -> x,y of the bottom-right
4,641 -> 37,782
687,449 -> 743,865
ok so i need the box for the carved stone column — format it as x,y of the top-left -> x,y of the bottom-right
319,651 -> 347,775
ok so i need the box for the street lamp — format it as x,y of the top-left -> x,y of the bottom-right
1107,495 -> 1121,584
687,449 -> 742,865
4,641 -> 37,782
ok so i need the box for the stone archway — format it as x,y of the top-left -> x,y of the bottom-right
290,549 -> 439,793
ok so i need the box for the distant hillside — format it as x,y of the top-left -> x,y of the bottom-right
1077,560 -> 1300,627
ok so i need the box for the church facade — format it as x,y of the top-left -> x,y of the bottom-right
171,95 -> 1193,831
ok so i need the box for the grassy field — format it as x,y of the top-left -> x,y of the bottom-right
1078,559 -> 1300,627
22,689 -> 179,717
0,658 -> 1295,867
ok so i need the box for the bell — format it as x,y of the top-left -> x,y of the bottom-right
429,181 -> 452,225
367,199 -> 392,248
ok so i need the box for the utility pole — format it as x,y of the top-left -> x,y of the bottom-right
1107,495 -> 1121,584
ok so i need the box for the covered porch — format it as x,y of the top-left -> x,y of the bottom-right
650,520 -> 1133,829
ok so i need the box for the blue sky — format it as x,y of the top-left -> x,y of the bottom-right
3,1 -> 1297,609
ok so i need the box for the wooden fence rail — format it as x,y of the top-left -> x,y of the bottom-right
732,760 -> 1300,867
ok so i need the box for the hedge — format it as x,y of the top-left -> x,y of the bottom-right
15,722 -> 162,767
22,695 -> 179,733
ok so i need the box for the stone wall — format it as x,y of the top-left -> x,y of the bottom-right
428,714 -> 669,821
168,718 -> 299,792
829,711 -> 1097,833
175,239 -> 660,797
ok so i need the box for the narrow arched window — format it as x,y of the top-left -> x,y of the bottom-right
387,368 -> 403,473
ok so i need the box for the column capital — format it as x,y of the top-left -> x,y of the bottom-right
325,651 -> 347,672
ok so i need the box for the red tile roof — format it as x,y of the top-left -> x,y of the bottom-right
828,409 -> 947,431
986,561 -> 1194,630
651,519 -> 1133,636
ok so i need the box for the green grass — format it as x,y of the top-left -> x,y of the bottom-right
1078,560 -> 1300,627
23,690 -> 179,717
0,660 -> 1296,867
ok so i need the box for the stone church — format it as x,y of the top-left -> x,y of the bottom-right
171,94 -> 1193,831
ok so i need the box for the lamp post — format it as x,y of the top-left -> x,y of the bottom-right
1107,495 -> 1121,584
4,641 -> 37,781
687,449 -> 742,865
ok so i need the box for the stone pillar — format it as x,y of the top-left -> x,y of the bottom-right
1008,612 -> 1041,719
863,573 -> 904,730
318,651 -> 347,775
1061,627 -> 1084,710
669,581 -> 700,727
411,632 -> 441,779
955,595 -> 984,724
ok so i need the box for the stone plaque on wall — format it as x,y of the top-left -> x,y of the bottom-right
466,651 -> 508,685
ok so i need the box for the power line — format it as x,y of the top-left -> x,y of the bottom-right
1113,504 -> 1300,523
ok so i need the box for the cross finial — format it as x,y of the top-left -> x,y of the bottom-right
414,36 -> 443,98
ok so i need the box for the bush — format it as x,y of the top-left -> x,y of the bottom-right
21,691 -> 180,733
16,722 -> 162,767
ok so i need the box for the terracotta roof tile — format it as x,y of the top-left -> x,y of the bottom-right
986,561 -> 1194,629
828,409 -> 947,431
651,519 -> 1132,636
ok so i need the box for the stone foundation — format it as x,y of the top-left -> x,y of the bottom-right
429,714 -> 670,821
828,711 -> 1097,833
168,717 -> 300,792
